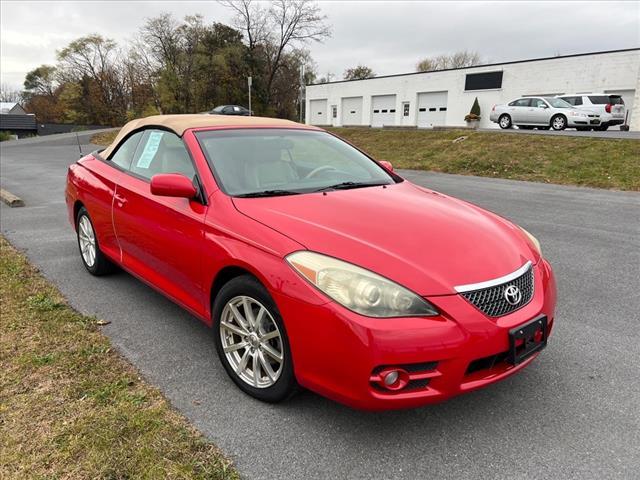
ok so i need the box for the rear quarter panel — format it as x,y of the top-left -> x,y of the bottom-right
66,155 -> 125,262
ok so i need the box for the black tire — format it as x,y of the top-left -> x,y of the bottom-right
75,206 -> 115,276
595,125 -> 609,131
212,274 -> 297,403
498,114 -> 512,129
551,114 -> 567,131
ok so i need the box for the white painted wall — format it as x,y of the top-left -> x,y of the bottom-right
306,49 -> 640,130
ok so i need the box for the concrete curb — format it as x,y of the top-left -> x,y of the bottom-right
0,188 -> 25,207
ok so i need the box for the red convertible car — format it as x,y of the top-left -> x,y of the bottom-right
66,115 -> 556,410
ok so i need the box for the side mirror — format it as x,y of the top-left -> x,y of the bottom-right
150,173 -> 197,199
539,104 -> 549,109
379,160 -> 394,172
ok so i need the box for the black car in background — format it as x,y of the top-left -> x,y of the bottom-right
210,105 -> 252,116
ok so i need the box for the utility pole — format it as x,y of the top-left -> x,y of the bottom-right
299,64 -> 305,123
247,76 -> 252,116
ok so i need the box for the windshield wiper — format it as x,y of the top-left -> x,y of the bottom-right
313,181 -> 388,193
236,189 -> 301,198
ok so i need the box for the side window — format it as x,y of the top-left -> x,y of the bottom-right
560,97 -> 574,105
532,98 -> 547,108
109,131 -> 144,170
129,130 -> 196,181
511,98 -> 531,107
574,97 -> 583,106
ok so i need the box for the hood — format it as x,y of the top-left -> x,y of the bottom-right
233,181 -> 539,296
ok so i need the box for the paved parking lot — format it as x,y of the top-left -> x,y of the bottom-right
1,135 -> 639,479
478,127 -> 640,139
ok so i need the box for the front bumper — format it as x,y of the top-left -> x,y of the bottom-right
274,259 -> 557,410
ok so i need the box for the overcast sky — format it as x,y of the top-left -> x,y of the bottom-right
1,0 -> 638,88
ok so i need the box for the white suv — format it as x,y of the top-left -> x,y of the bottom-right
556,94 -> 626,131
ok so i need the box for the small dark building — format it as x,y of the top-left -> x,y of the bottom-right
0,102 -> 37,138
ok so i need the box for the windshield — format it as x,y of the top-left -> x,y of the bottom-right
195,129 -> 396,196
544,97 -> 572,108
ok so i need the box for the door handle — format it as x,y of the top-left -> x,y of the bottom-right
114,194 -> 127,207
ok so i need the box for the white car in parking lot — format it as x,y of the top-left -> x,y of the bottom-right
490,96 -> 601,131
556,94 -> 626,131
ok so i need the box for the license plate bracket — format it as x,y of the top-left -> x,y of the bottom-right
508,315 -> 547,365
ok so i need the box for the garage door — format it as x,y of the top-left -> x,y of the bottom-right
605,89 -> 635,127
417,91 -> 448,128
309,99 -> 328,125
371,95 -> 396,127
341,97 -> 363,126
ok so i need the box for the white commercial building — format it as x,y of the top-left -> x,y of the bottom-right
305,48 -> 640,130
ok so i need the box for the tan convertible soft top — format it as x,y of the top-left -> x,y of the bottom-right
100,114 -> 305,159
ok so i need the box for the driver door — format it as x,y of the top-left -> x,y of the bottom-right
112,129 -> 208,317
529,98 -> 552,125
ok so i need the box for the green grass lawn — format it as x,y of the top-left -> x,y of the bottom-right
92,127 -> 640,191
327,128 -> 640,191
0,236 -> 239,479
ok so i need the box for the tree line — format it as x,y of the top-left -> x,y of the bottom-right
20,0 -> 328,126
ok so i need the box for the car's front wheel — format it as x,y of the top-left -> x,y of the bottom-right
213,275 -> 296,402
551,115 -> 567,131
76,206 -> 115,275
498,114 -> 512,129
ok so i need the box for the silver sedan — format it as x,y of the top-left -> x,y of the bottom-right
490,97 -> 601,130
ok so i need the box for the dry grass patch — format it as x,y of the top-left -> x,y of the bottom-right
0,236 -> 239,479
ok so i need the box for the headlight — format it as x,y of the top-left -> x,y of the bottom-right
286,251 -> 438,317
518,226 -> 542,255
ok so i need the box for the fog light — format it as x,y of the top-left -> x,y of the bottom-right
378,368 -> 409,391
384,370 -> 399,386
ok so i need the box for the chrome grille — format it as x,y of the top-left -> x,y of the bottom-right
458,264 -> 534,317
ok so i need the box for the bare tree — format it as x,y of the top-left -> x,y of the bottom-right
416,50 -> 483,72
221,0 -> 331,104
0,83 -> 23,103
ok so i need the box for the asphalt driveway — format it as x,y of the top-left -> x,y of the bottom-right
1,135 -> 639,479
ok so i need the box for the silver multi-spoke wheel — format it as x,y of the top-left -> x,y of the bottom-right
78,215 -> 96,267
220,295 -> 284,389
552,116 -> 566,130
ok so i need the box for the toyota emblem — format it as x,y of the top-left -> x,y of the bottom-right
504,285 -> 522,306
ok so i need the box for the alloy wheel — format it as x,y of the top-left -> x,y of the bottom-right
219,295 -> 284,388
78,215 -> 97,267
552,116 -> 566,130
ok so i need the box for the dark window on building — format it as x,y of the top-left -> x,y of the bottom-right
439,107 -> 447,111
429,108 -> 436,112
465,71 -> 503,90
381,109 -> 388,113
418,108 -> 426,112
403,103 -> 410,116
373,109 -> 380,113
332,106 -> 337,118
350,110 -> 356,114
390,109 -> 396,113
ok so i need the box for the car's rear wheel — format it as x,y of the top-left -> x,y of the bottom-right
76,206 -> 115,275
213,275 -> 296,402
498,114 -> 512,129
551,115 -> 567,131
